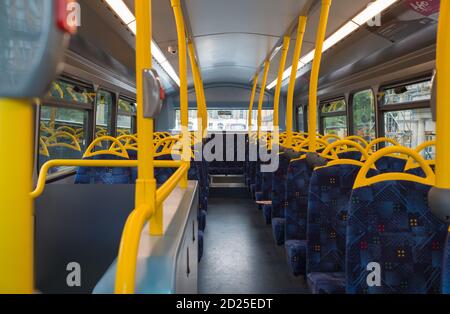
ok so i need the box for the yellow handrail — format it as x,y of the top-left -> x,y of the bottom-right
171,0 -> 190,187
365,137 -> 399,153
308,0 -> 332,152
435,0 -> 450,189
0,99 -> 34,293
353,146 -> 435,189
257,61 -> 271,138
404,140 -> 436,171
188,41 -> 205,138
321,139 -> 369,161
286,16 -> 307,147
31,159 -> 182,199
84,136 -> 129,159
273,36 -> 290,129
114,163 -> 189,294
248,73 -> 259,132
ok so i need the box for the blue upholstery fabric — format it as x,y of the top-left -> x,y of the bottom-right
346,180 -> 447,294
262,204 -> 271,225
260,171 -> 273,201
271,153 -> 291,233
283,157 -> 313,276
285,158 -> 312,242
307,272 -> 346,294
337,151 -> 362,161
307,164 -> 362,275
198,209 -> 207,232
272,218 -> 285,246
285,240 -> 307,276
75,154 -> 132,184
374,156 -> 406,173
443,233 -> 450,294
198,230 -> 204,262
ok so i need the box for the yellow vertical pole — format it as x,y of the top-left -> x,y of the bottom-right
132,0 -> 158,235
0,99 -> 34,293
257,61 -> 271,137
188,41 -> 204,138
435,0 -> 450,189
273,36 -> 290,129
171,0 -> 190,187
248,73 -> 260,131
199,77 -> 208,135
286,16 -> 307,147
308,0 -> 332,152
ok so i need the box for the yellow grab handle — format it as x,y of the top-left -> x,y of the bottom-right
354,146 -> 435,189
345,135 -> 369,148
321,139 -> 369,161
366,137 -> 399,153
404,140 -> 436,171
84,136 -> 129,159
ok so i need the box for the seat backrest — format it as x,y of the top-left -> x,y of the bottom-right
443,232 -> 450,294
271,153 -> 291,220
285,157 -> 313,241
75,154 -> 132,184
307,163 -> 364,274
374,156 -> 406,173
346,179 -> 447,293
337,151 -> 362,161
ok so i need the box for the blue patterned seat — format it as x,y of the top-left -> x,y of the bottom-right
285,240 -> 307,276
374,156 -> 406,173
443,233 -> 450,294
337,151 -> 362,161
270,153 -> 291,244
346,180 -> 447,294
307,272 -> 346,294
75,154 -> 132,184
198,230 -> 204,262
307,163 -> 365,293
284,157 -> 313,275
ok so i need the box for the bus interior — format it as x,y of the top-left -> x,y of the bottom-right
1,0 -> 450,295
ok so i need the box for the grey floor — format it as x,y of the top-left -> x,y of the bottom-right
198,188 -> 309,294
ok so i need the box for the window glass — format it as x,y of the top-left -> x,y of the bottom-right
174,109 -> 274,131
382,80 -> 431,105
321,99 -> 346,113
96,91 -> 113,137
352,89 -> 376,141
297,106 -> 305,132
117,115 -> 133,136
323,116 -> 348,138
384,108 -> 435,159
39,106 -> 88,173
118,99 -> 136,114
48,81 -> 95,104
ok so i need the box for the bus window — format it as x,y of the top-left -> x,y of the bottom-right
174,109 -> 273,132
382,80 -> 432,105
117,99 -> 136,136
320,99 -> 347,137
39,107 -> 88,174
96,90 -> 113,137
39,80 -> 92,174
384,108 -> 435,157
352,89 -> 376,141
380,78 -> 435,158
297,106 -> 305,132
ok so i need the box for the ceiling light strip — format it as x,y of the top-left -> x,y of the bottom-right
266,0 -> 399,89
104,0 -> 181,86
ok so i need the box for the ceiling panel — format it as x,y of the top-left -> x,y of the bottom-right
184,0 -> 309,85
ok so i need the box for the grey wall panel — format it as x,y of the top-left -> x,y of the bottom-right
35,185 -> 135,294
